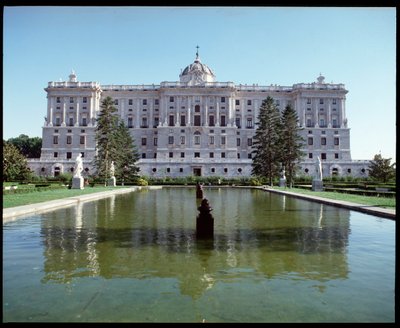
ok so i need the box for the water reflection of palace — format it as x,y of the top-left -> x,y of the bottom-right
41,189 -> 351,299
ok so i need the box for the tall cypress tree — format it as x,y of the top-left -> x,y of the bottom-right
112,120 -> 140,183
280,104 -> 305,187
94,96 -> 119,183
251,96 -> 282,186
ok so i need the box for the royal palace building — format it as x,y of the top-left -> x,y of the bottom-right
29,51 -> 370,179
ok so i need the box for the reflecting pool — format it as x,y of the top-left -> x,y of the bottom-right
3,187 -> 395,322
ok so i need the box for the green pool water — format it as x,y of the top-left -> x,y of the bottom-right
3,187 -> 395,322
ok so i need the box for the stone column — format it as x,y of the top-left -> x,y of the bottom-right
204,96 -> 208,127
314,98 -> 318,128
149,97 -> 154,128
241,98 -> 245,128
61,97 -> 66,126
136,98 -> 141,128
187,96 -> 191,126
175,96 -> 180,126
228,96 -> 234,127
75,97 -> 80,126
341,98 -> 346,127
48,96 -> 53,126
327,99 -> 332,128
216,99 -> 220,126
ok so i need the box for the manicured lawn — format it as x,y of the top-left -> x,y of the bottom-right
3,186 -> 126,208
273,187 -> 396,209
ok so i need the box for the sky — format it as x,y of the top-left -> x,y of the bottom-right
3,6 -> 396,161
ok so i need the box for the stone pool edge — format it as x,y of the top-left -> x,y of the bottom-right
2,186 -> 162,223
253,186 -> 396,220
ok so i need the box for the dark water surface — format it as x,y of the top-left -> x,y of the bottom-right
3,187 -> 395,322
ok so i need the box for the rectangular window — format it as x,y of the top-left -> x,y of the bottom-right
221,136 -> 226,145
235,99 -> 240,106
248,153 -> 252,159
220,115 -> 226,127
169,152 -> 173,158
334,137 -> 340,146
129,99 -> 133,105
114,99 -> 118,105
221,97 -> 225,103
69,117 -> 74,126
335,153 -> 339,159
66,136 -> 72,144
237,153 -> 241,159
180,136 -> 185,145
166,168 -> 170,173
194,115 -> 201,126
321,137 -> 326,145
209,115 -> 215,127
210,152 -> 214,158
80,136 -> 85,145
209,136 -> 214,145
321,153 -> 327,160
247,99 -> 252,106
235,117 -> 241,128
180,115 -> 186,126
128,117 -> 133,128
154,138 -> 158,146
306,119 -> 312,127
308,137 -> 313,145
169,115 -> 175,127
309,153 -> 313,159
55,117 -> 61,126
179,168 -> 183,173
54,152 -> 58,158
237,138 -> 241,146
70,97 -> 74,103
181,152 -> 185,158
247,138 -> 252,146
194,152 -> 200,158
246,118 -> 253,128
82,117 -> 87,126
142,99 -> 147,105
320,99 -> 324,104
307,98 -> 311,104
194,135 -> 200,145
154,117 -> 159,128
83,97 -> 87,103
141,138 -> 147,146
332,99 -> 337,105
170,96 -> 174,102
142,153 -> 146,159
141,117 -> 148,128
221,152 -> 226,158
53,136 -> 58,144
154,99 -> 159,105
66,152 -> 72,159
168,136 -> 174,144
56,97 -> 61,103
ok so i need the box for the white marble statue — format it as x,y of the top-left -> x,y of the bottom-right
73,153 -> 83,178
315,156 -> 323,180
110,161 -> 115,177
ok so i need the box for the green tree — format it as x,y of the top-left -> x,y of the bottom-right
93,96 -> 119,183
280,104 -> 305,188
3,141 -> 33,181
7,134 -> 42,158
251,96 -> 282,186
112,120 -> 140,183
368,154 -> 396,183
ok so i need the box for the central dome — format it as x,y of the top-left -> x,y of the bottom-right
179,50 -> 216,85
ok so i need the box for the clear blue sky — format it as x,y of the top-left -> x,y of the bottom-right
3,6 -> 396,161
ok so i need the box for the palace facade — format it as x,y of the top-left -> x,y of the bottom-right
29,52 -> 370,179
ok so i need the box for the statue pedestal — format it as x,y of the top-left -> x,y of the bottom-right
196,214 -> 214,239
312,179 -> 324,191
72,177 -> 84,190
107,177 -> 116,187
279,178 -> 287,187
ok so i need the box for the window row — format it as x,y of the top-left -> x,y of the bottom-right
307,153 -> 340,160
56,97 -> 88,103
53,136 -> 86,145
53,151 -> 85,159
307,137 -> 340,146
142,152 -> 253,159
306,98 -> 338,105
142,136 -> 253,147
53,117 -> 91,127
150,167 -> 244,174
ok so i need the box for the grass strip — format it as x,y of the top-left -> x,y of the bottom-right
273,187 -> 395,209
3,186 -> 125,208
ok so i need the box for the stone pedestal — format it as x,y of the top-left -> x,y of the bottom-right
312,179 -> 324,191
72,177 -> 84,190
279,178 -> 287,187
107,177 -> 116,187
196,214 -> 214,239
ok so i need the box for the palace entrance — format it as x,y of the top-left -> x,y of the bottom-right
193,168 -> 202,176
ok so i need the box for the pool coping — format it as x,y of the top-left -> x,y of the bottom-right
3,185 -> 395,223
2,186 -> 162,223
254,186 -> 396,220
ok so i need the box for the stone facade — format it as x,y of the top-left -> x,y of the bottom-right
28,52 -> 370,179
